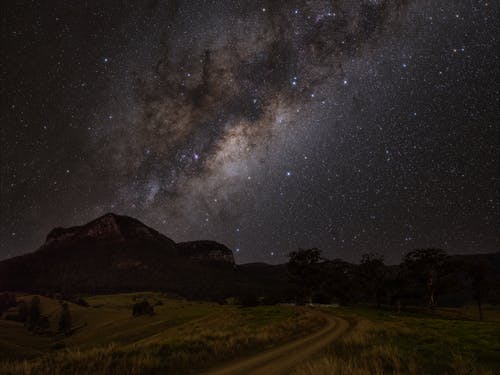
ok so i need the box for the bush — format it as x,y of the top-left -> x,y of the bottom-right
132,301 -> 154,316
239,293 -> 259,307
75,298 -> 90,307
261,295 -> 280,306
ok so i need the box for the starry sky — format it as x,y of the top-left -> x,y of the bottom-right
1,0 -> 498,264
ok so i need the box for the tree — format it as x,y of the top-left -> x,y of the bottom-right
58,303 -> 72,334
288,248 -> 323,305
322,259 -> 354,305
358,252 -> 386,308
17,300 -> 29,322
28,296 -> 41,330
0,293 -> 17,314
466,261 -> 492,321
402,249 -> 449,310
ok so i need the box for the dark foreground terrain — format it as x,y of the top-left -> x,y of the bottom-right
0,293 -> 499,375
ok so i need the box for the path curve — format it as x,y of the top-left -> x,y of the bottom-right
199,310 -> 349,375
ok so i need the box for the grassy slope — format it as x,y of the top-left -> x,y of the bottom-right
0,293 -> 324,375
2,294 -> 499,375
294,306 -> 500,375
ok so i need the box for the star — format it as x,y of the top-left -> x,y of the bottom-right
2,0 -> 497,265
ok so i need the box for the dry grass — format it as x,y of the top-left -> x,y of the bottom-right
0,297 -> 324,375
293,309 -> 499,375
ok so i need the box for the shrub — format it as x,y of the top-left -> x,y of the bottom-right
132,301 -> 154,316
75,298 -> 90,307
239,293 -> 259,307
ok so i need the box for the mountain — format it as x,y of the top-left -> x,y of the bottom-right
0,213 -> 239,299
3,213 -> 495,305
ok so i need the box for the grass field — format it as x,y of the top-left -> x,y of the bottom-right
1,294 -> 499,375
293,306 -> 500,375
0,293 -> 324,375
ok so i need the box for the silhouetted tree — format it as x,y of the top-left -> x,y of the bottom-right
322,259 -> 355,305
465,261 -> 493,321
288,248 -> 323,305
0,293 -> 17,314
28,296 -> 41,330
402,249 -> 449,310
358,253 -> 386,308
18,300 -> 29,322
58,303 -> 72,334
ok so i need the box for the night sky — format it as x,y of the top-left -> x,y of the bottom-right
1,0 -> 498,264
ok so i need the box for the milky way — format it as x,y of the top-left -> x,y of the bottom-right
2,0 -> 498,263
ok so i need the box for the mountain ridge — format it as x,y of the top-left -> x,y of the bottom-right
0,213 -> 240,298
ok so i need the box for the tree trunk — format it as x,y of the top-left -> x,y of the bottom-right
429,288 -> 436,311
477,299 -> 483,321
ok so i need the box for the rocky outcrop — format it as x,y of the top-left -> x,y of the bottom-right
177,241 -> 235,264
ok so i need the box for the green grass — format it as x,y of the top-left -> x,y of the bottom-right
293,306 -> 500,375
0,293 -> 324,375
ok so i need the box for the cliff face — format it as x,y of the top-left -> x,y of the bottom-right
177,241 -> 235,264
42,213 -> 177,249
0,213 -> 235,297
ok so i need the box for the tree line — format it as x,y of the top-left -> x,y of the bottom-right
288,248 -> 498,320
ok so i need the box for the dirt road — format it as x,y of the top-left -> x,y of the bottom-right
199,311 -> 349,375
